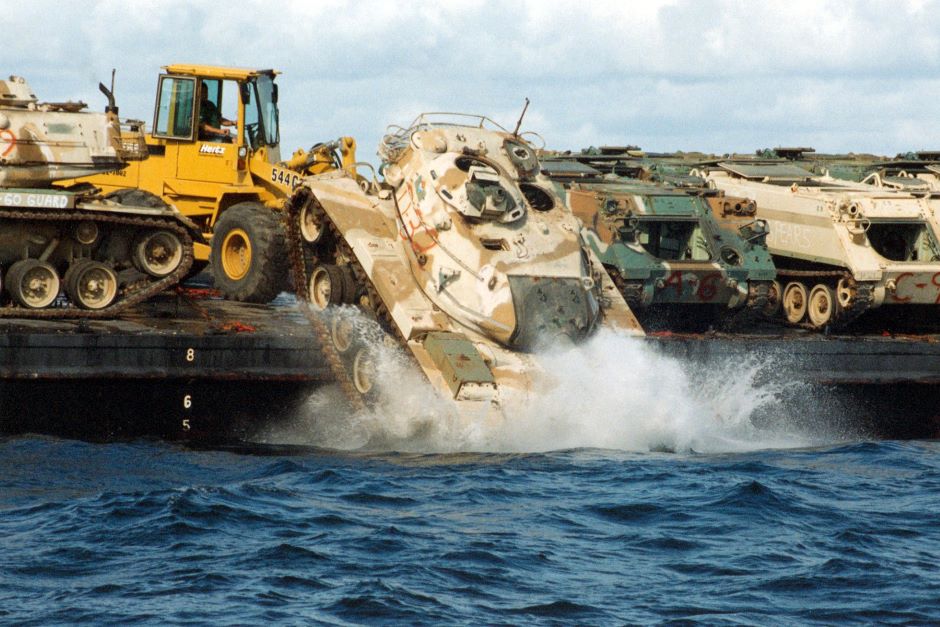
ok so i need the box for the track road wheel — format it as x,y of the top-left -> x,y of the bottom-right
762,280 -> 783,317
351,343 -> 378,400
331,314 -> 355,353
133,230 -> 184,277
782,281 -> 808,324
64,260 -> 118,310
836,277 -> 855,309
7,259 -> 60,309
308,264 -> 347,311
210,202 -> 288,303
807,284 -> 837,329
299,201 -> 326,244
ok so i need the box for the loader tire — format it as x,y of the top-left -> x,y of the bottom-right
210,202 -> 288,303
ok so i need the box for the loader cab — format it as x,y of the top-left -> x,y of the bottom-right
152,70 -> 280,154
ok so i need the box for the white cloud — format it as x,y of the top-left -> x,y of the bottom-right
5,0 -> 940,160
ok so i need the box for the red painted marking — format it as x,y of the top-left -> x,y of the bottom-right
696,273 -> 721,301
399,217 -> 438,253
0,130 -> 16,157
663,271 -> 683,297
933,272 -> 940,304
891,272 -> 914,303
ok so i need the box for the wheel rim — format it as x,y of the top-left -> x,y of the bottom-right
807,284 -> 835,328
764,280 -> 783,316
352,346 -> 376,395
74,262 -> 118,309
308,267 -> 333,311
74,221 -> 99,245
783,282 -> 807,324
12,261 -> 59,309
331,315 -> 354,353
137,230 -> 184,277
220,228 -> 251,281
299,204 -> 324,244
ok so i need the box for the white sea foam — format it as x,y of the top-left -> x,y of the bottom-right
266,313 -> 828,454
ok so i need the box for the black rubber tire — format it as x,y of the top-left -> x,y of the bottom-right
63,259 -> 118,310
210,202 -> 288,303
63,259 -> 96,304
339,265 -> 358,304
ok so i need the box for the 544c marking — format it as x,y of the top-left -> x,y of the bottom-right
270,167 -> 302,189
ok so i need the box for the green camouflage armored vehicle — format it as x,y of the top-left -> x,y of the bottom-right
541,155 -> 776,329
0,75 -> 199,315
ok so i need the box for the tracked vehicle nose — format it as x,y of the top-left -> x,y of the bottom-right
507,275 -> 600,351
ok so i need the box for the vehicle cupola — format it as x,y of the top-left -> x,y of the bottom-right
0,76 -> 37,108
503,138 -> 539,179
435,154 -> 526,224
465,164 -> 524,223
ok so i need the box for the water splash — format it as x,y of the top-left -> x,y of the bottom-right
266,315 -> 829,454
483,328 -> 814,454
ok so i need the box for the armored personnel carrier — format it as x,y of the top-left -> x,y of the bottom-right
285,113 -> 641,414
540,156 -> 776,328
0,75 -> 199,315
696,160 -> 940,329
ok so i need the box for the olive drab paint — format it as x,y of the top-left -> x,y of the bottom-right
540,152 -> 776,324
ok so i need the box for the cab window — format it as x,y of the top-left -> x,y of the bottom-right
153,76 -> 195,139
198,79 -> 239,143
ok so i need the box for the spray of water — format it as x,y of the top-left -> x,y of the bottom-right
265,312 -> 834,454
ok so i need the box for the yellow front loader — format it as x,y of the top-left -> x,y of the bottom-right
73,64 -> 356,302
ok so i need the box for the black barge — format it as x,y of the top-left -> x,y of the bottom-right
0,289 -> 937,441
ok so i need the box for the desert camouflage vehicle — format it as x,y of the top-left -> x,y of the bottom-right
696,160 -> 940,329
0,75 -> 199,315
285,113 -> 641,417
540,156 -> 776,328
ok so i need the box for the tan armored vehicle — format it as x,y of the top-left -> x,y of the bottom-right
286,113 -> 641,416
0,75 -> 199,315
698,160 -> 940,328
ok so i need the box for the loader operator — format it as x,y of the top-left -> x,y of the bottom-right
199,83 -> 235,142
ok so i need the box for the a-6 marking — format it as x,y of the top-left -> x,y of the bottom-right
660,271 -> 724,301
270,166 -> 302,189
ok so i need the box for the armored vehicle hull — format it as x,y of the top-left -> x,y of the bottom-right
700,161 -> 940,329
0,76 -> 198,315
286,115 -> 641,418
542,157 -> 776,328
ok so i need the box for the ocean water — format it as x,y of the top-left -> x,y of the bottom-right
1,331 -> 939,624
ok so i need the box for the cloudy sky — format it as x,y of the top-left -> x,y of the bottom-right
9,0 -> 940,162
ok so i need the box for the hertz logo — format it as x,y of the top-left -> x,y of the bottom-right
199,144 -> 225,156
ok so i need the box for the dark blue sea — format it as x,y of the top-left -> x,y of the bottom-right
1,434 -> 938,625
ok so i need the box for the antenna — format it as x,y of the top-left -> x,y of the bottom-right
99,68 -> 118,114
512,97 -> 530,137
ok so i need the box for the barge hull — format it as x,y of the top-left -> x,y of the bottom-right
0,291 -> 937,441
